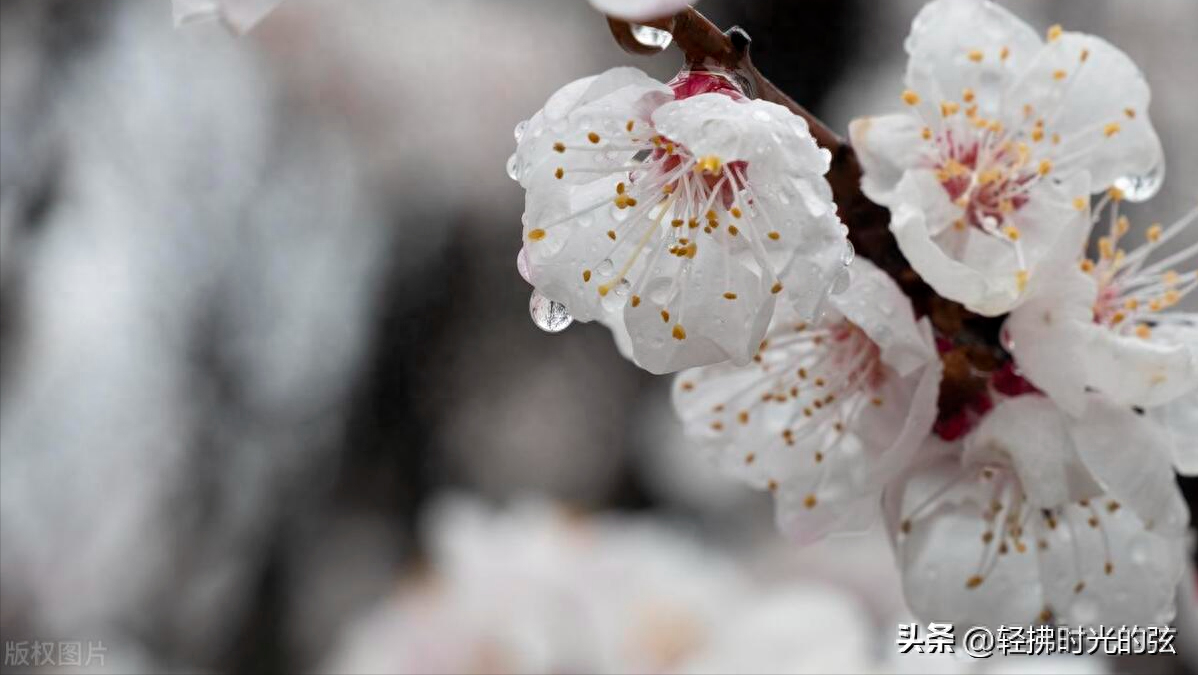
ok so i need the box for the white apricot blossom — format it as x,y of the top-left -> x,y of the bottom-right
172,0 -> 282,33
1004,203 -> 1198,416
849,0 -> 1163,316
588,0 -> 695,22
886,394 -> 1190,628
672,259 -> 941,544
513,67 -> 848,373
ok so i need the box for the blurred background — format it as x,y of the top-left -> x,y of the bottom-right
0,1 -> 1194,673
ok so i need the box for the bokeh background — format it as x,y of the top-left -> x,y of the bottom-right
1,1 -> 1195,673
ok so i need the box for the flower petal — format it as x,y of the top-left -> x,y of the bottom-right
964,396 -> 1101,509
904,0 -> 1042,119
1150,387 -> 1198,475
1005,32 -> 1162,191
1003,266 -> 1098,416
587,0 -> 694,22
172,0 -> 283,34
1081,325 -> 1197,410
847,114 -> 926,206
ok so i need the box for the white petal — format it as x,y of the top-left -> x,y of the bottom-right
892,458 -> 1046,626
1004,33 -> 1162,190
587,0 -> 694,22
1081,326 -> 1197,409
890,169 -> 1090,316
1003,266 -> 1098,416
1067,396 -> 1184,534
904,0 -> 1042,118
965,396 -> 1100,509
1036,489 -> 1188,626
847,114 -> 926,206
1151,387 -> 1198,475
830,259 -> 938,377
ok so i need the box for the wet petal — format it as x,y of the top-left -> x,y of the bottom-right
848,114 -> 927,207
588,0 -> 694,22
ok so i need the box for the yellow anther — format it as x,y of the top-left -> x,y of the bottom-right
1124,108 -> 1137,119
1163,270 -> 1180,286
1080,48 -> 1090,62
1099,237 -> 1114,259
1149,298 -> 1163,312
771,282 -> 783,294
1146,224 -> 1163,242
684,242 -> 697,259
1003,225 -> 1021,241
670,218 -> 684,228
552,142 -> 566,153
1136,324 -> 1152,339
727,225 -> 740,237
1053,69 -> 1067,81
953,219 -> 967,231
1052,132 -> 1061,145
962,87 -> 976,103
723,292 -> 738,300
767,231 -> 781,240
1107,186 -> 1125,201
1016,269 -> 1030,292
968,49 -> 984,62
598,284 -> 610,297
1115,216 -> 1130,236
582,269 -> 592,282
1031,127 -> 1045,142
966,104 -> 979,119
966,575 -> 984,589
587,131 -> 601,144
660,310 -> 670,323
616,182 -> 626,194
988,120 -> 1004,133
1164,289 -> 1180,306
1103,122 -> 1121,137
607,230 -> 616,240
901,89 -> 921,106
630,295 -> 641,308
730,207 -> 742,219
528,228 -> 546,241
1047,24 -> 1063,41
1124,297 -> 1139,310
941,100 -> 960,117
738,411 -> 750,425
1080,259 -> 1095,273
672,324 -> 687,340
921,126 -> 932,140
803,494 -> 818,509
1110,311 -> 1125,325
978,169 -> 1002,185
554,167 -> 564,180
1038,159 -> 1053,176
1000,45 -> 1011,60
1073,196 -> 1087,211
697,155 -> 722,174
626,120 -> 635,132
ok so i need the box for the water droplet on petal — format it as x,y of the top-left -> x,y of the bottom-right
529,290 -> 573,333
1113,161 -> 1165,202
506,153 -> 520,182
596,258 -> 615,276
630,24 -> 672,49
613,278 -> 631,297
841,241 -> 855,267
516,247 -> 531,284
513,120 -> 528,143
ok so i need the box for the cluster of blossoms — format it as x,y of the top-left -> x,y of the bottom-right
514,0 -> 1195,628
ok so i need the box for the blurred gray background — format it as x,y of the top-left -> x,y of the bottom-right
1,1 -> 1195,672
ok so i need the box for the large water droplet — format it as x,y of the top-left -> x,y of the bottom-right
529,290 -> 573,333
513,119 -> 528,143
506,153 -> 520,182
841,241 -> 855,267
631,24 -> 673,49
1113,161 -> 1165,203
596,258 -> 615,277
613,278 -> 631,297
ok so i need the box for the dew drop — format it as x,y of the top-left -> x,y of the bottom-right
841,241 -> 855,267
637,24 -> 673,49
506,153 -> 520,182
513,120 -> 528,143
613,278 -> 631,297
516,247 -> 531,284
596,258 -> 615,277
529,290 -> 573,333
1113,161 -> 1165,203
